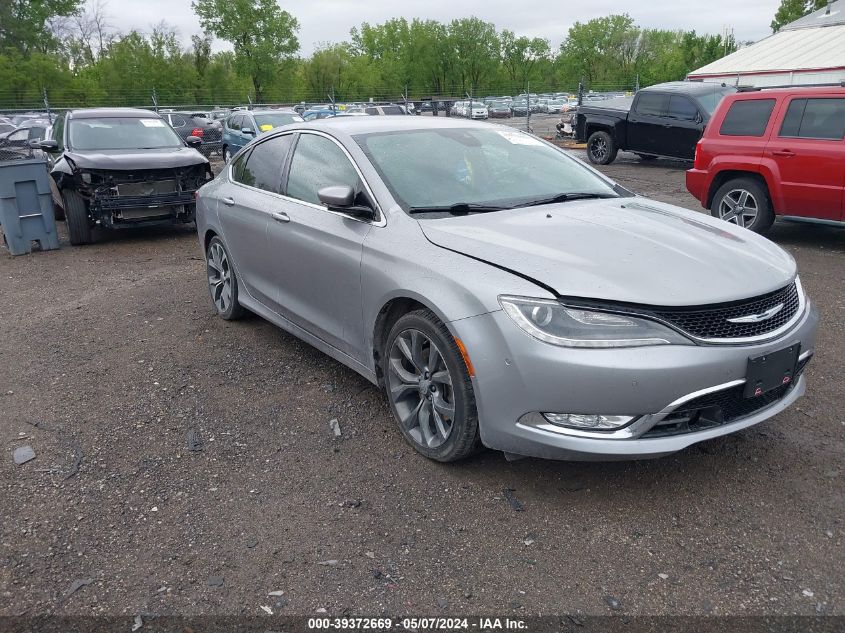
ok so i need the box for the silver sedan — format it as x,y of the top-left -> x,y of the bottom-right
196,117 -> 818,462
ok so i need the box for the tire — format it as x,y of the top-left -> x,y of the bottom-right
587,130 -> 617,165
636,154 -> 657,161
384,309 -> 482,462
206,236 -> 246,320
222,146 -> 232,163
62,189 -> 93,245
710,178 -> 774,234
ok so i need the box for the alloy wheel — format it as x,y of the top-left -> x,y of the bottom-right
207,242 -> 232,313
590,137 -> 608,162
718,189 -> 759,228
387,329 -> 456,449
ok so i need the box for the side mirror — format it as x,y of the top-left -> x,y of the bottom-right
34,139 -> 58,151
186,135 -> 202,148
241,127 -> 254,136
318,185 -> 376,220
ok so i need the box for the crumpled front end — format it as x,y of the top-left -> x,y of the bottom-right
69,163 -> 211,228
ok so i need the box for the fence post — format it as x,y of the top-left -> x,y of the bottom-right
635,74 -> 640,93
151,87 -> 158,112
526,81 -> 531,133
42,88 -> 51,122
577,81 -> 584,107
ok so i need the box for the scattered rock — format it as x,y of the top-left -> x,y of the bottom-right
13,445 -> 35,465
329,419 -> 342,437
316,559 -> 339,566
802,589 -> 814,598
186,429 -> 202,452
316,608 -> 327,614
260,605 -> 273,615
364,551 -> 376,559
131,615 -> 143,631
206,576 -> 224,587
435,596 -> 448,609
64,446 -> 82,480
267,590 -> 285,597
824,529 -> 834,539
274,596 -> 290,609
603,595 -> 622,611
522,535 -> 535,546
503,488 -> 524,512
658,573 -> 669,580
344,499 -> 362,508
247,538 -> 259,549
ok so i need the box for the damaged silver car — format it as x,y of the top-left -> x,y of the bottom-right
37,108 -> 212,245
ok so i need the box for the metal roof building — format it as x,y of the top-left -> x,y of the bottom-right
688,0 -> 845,87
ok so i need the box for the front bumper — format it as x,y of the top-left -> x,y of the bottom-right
451,301 -> 818,461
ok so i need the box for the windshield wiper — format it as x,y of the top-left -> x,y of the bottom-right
408,202 -> 509,215
512,192 -> 617,209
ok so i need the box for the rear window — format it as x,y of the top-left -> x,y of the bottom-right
779,98 -> 845,140
719,99 -> 776,137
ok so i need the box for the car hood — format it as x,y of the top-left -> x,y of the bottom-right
64,147 -> 208,171
419,198 -> 796,307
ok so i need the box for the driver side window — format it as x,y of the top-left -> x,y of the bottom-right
285,134 -> 361,208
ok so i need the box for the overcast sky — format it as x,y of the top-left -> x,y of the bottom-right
104,0 -> 782,55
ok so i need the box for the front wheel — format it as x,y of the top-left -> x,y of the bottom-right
384,310 -> 481,462
587,130 -> 617,165
62,189 -> 93,245
711,178 -> 774,234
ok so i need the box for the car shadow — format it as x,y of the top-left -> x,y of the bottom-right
767,219 -> 845,250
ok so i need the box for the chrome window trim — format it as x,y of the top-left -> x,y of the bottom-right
227,130 -> 386,228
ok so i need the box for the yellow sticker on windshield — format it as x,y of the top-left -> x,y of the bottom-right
259,124 -> 274,132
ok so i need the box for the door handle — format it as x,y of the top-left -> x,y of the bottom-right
271,212 -> 290,223
222,196 -> 235,206
772,150 -> 795,158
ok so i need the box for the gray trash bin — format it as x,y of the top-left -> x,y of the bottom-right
0,158 -> 60,256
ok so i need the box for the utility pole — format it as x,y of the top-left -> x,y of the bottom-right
635,74 -> 640,93
247,92 -> 253,110
328,86 -> 336,113
403,85 -> 409,114
151,87 -> 158,113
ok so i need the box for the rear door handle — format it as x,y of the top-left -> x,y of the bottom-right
222,196 -> 235,206
772,150 -> 795,158
271,212 -> 290,223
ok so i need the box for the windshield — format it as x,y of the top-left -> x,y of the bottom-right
356,127 -> 617,213
253,112 -> 304,131
68,117 -> 183,150
696,85 -> 738,115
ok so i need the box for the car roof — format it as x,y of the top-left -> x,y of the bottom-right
278,116 -> 512,138
69,107 -> 160,119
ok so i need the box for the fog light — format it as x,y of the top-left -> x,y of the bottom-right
542,413 -> 637,430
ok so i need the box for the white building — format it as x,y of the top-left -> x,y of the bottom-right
688,0 -> 845,87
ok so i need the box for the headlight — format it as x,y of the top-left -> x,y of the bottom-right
499,296 -> 691,348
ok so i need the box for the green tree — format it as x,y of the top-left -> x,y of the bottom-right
771,0 -> 828,32
500,30 -> 550,91
0,0 -> 83,54
558,14 -> 638,88
448,17 -> 499,94
192,0 -> 299,101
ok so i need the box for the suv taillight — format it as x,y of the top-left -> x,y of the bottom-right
693,141 -> 702,170
191,127 -> 204,138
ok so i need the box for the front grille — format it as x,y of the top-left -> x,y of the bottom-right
642,356 -> 811,438
649,282 -> 801,340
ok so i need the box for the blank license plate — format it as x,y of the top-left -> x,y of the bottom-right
743,344 -> 800,398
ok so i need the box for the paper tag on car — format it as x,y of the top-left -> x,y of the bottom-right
259,124 -> 274,132
497,130 -> 543,146
140,119 -> 166,127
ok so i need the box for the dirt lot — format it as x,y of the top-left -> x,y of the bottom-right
1,149 -> 844,623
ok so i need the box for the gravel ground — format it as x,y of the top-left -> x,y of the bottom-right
1,150 -> 843,621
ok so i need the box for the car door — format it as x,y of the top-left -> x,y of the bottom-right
764,96 -> 845,221
217,134 -> 295,307
240,114 -> 257,146
664,95 -> 705,160
627,92 -> 669,155
267,131 -> 376,361
227,115 -> 244,153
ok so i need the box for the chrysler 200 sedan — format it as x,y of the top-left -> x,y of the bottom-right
195,117 -> 818,462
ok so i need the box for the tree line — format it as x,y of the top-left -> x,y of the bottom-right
0,0 -> 805,110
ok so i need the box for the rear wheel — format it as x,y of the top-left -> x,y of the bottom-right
587,130 -> 617,165
384,310 -> 481,462
206,236 -> 245,320
62,190 -> 92,245
711,178 -> 774,233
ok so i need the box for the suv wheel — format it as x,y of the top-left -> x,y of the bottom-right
587,131 -> 617,165
384,310 -> 482,462
711,178 -> 774,234
62,190 -> 93,245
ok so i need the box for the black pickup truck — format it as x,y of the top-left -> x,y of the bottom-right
575,82 -> 736,165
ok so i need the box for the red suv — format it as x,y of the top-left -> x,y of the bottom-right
686,87 -> 845,233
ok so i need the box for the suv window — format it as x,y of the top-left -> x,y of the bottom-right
635,93 -> 668,116
228,115 -> 241,131
285,134 -> 360,207
240,135 -> 294,193
365,107 -> 379,115
779,98 -> 845,140
719,99 -> 776,136
667,96 -> 699,121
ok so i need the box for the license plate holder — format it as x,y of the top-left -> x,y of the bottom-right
743,344 -> 800,398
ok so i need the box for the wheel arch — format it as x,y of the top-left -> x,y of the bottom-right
706,169 -> 771,210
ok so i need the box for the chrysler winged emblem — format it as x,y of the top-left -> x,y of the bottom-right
727,303 -> 784,324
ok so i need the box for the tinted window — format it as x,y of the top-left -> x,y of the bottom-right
719,99 -> 776,137
230,149 -> 251,183
667,96 -> 699,121
241,116 -> 256,131
286,134 -> 360,206
779,98 -> 845,140
365,107 -> 379,115
635,93 -> 668,116
239,135 -> 294,193
382,106 -> 404,115
169,114 -> 187,127
27,126 -> 46,141
227,115 -> 241,131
